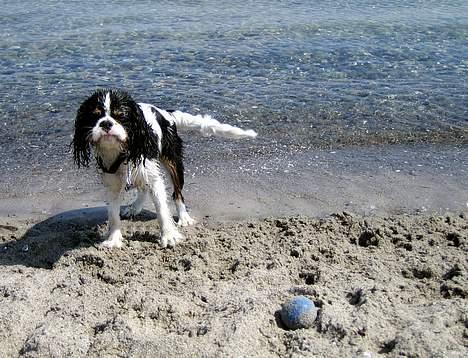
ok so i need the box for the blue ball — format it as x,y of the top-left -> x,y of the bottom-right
280,296 -> 318,329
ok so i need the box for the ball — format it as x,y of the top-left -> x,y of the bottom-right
280,296 -> 318,329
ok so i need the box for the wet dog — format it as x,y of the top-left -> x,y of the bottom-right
72,89 -> 256,248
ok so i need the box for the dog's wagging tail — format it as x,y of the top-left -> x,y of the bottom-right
72,88 -> 257,248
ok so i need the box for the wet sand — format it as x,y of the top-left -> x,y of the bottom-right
1,144 -> 466,219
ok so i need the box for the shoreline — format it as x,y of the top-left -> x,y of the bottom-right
0,143 -> 467,220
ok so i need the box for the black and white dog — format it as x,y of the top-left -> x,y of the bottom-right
72,89 -> 256,248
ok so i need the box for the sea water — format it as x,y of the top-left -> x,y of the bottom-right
0,0 -> 466,207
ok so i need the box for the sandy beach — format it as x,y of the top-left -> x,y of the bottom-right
1,0 -> 467,356
0,145 -> 467,357
0,209 -> 466,357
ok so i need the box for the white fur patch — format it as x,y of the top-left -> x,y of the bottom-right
104,92 -> 111,114
160,228 -> 184,248
144,160 -> 184,247
92,117 -> 128,144
169,110 -> 257,139
176,199 -> 195,226
101,230 -> 123,248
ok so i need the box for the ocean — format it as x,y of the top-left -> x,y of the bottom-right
0,0 -> 466,215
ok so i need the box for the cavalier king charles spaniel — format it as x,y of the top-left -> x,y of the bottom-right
72,89 -> 256,249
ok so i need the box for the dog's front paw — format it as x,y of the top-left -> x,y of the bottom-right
121,205 -> 141,219
101,230 -> 124,249
159,229 -> 184,248
177,212 -> 196,227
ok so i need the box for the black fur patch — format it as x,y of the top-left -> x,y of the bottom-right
150,107 -> 185,200
150,107 -> 184,163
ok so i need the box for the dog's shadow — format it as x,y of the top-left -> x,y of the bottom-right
0,207 -> 159,269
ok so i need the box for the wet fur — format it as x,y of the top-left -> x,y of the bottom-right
73,89 -> 160,169
72,89 -> 191,248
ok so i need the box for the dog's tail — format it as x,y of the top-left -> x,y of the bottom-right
168,110 -> 257,139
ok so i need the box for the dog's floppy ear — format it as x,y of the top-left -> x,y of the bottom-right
72,97 -> 94,168
122,95 -> 160,166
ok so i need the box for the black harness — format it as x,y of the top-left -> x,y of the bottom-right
97,152 -> 128,174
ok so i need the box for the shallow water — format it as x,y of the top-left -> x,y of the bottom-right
0,0 -> 467,195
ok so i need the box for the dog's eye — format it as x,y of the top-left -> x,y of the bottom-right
93,108 -> 102,116
113,110 -> 125,119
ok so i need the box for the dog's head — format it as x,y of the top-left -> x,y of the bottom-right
72,89 -> 159,168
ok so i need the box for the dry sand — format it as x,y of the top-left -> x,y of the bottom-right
0,209 -> 466,357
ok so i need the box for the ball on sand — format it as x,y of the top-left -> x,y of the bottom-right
280,296 -> 317,329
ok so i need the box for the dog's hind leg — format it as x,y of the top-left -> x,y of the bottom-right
162,157 -> 195,227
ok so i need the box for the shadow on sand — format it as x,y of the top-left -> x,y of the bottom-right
0,207 -> 158,269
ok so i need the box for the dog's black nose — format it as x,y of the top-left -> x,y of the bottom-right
99,120 -> 113,132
